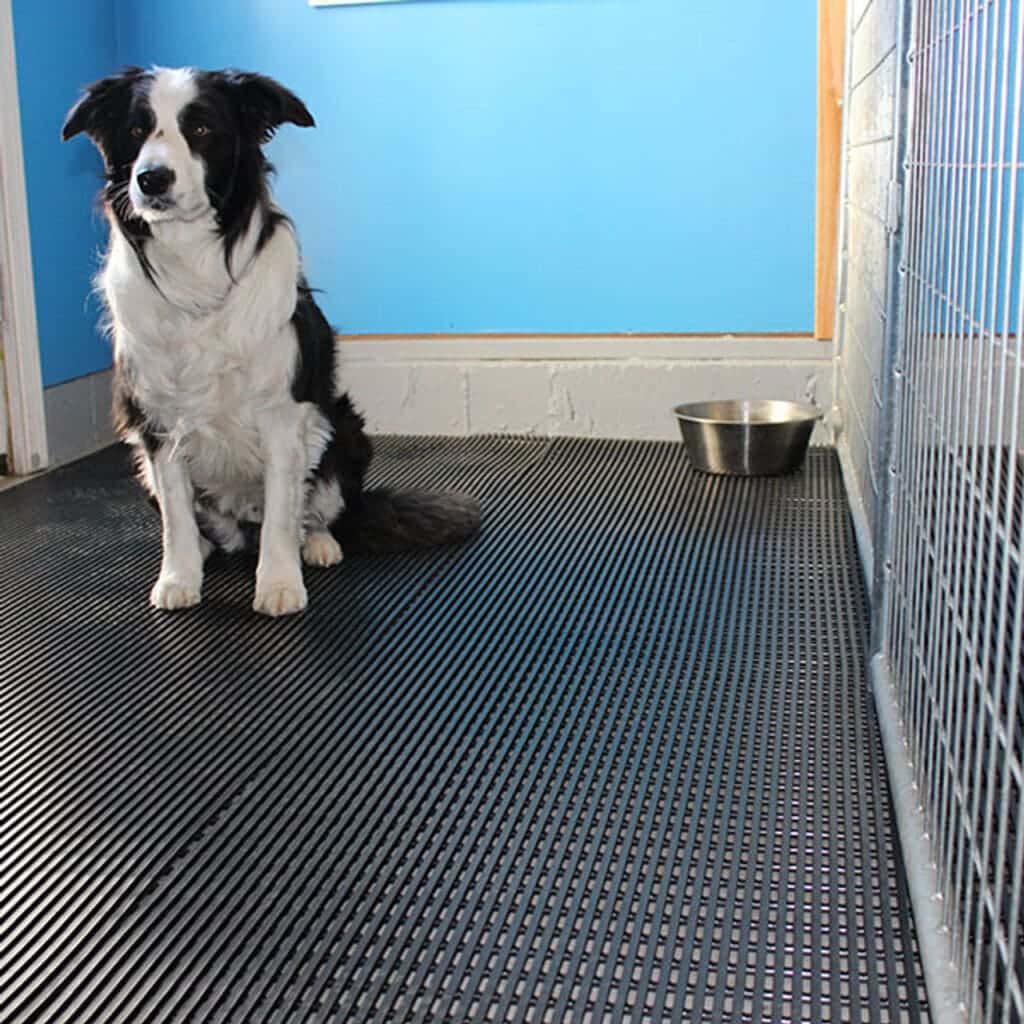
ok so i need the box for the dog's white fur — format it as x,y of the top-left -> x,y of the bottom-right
103,68 -> 338,616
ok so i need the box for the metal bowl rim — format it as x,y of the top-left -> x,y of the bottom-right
673,399 -> 821,426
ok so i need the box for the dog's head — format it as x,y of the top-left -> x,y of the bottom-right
62,66 -> 314,231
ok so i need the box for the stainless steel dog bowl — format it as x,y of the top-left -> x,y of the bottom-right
673,399 -> 820,476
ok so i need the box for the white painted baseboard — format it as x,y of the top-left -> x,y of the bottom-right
32,339 -> 833,472
835,433 -> 876,585
0,373 -> 7,461
336,335 -> 834,442
44,368 -> 116,467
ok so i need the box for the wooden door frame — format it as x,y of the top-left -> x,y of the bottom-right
816,0 -> 846,340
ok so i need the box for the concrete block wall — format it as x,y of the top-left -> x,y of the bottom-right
37,338 -> 834,467
833,0 -> 903,567
337,337 -> 833,442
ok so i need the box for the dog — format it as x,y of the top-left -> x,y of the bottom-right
62,66 -> 479,616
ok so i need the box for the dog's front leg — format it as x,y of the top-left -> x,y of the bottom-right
148,447 -> 204,610
253,406 -> 308,617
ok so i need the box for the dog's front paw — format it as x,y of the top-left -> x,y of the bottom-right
302,531 -> 344,568
151,575 -> 202,611
253,579 -> 308,617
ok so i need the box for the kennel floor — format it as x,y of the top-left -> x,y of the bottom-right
1,436 -> 930,1024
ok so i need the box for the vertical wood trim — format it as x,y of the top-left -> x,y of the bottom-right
0,0 -> 48,472
816,0 -> 846,340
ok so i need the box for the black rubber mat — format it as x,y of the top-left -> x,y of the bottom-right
1,436 -> 929,1023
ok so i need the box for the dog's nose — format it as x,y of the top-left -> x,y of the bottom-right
136,166 -> 176,197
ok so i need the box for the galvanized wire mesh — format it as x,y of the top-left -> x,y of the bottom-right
872,0 -> 1024,1021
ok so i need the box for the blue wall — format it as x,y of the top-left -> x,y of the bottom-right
18,1 -> 815,387
12,0 -> 117,386
116,0 -> 816,336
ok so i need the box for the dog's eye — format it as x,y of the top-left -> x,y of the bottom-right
191,124 -> 210,138
130,124 -> 147,140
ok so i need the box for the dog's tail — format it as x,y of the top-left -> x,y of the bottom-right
334,488 -> 481,555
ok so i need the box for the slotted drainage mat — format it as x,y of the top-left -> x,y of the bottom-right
1,436 -> 929,1023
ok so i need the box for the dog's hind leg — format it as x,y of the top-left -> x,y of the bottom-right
302,530 -> 343,567
302,475 -> 344,567
196,500 -> 247,555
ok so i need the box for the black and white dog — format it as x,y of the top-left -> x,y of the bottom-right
63,66 -> 478,616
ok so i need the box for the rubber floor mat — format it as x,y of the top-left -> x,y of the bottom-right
1,436 -> 929,1023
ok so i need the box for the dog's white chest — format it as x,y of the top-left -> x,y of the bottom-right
143,325 -> 286,484
104,220 -> 308,487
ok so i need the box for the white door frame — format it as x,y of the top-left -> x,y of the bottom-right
0,0 -> 47,474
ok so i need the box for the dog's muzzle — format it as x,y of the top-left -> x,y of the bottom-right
136,166 -> 176,198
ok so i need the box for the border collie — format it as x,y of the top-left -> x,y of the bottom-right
62,67 -> 479,616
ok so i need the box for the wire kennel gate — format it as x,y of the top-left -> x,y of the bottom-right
834,0 -> 1024,1021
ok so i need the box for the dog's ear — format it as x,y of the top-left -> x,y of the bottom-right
212,70 -> 315,143
62,67 -> 146,142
